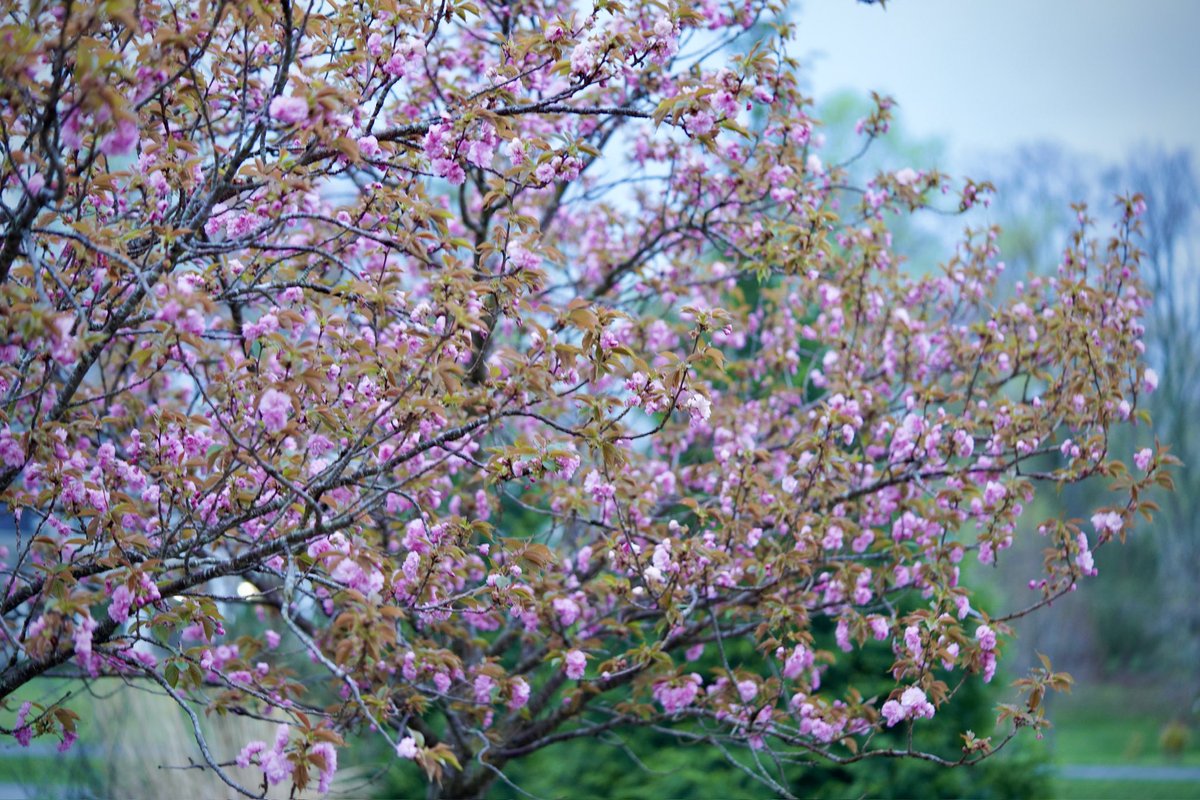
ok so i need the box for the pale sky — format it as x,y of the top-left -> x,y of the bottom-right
795,0 -> 1200,164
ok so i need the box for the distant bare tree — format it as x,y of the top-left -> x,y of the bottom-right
984,143 -> 1097,277
976,147 -> 1198,703
1110,150 -> 1200,697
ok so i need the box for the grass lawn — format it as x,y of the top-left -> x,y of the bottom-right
1050,779 -> 1200,799
0,751 -> 99,787
1044,682 -> 1200,767
1034,680 -> 1200,799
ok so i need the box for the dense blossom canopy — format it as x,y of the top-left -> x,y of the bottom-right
0,0 -> 1172,795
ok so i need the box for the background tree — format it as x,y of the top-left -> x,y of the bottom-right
0,0 -> 1171,797
978,146 -> 1197,707
1113,151 -> 1199,694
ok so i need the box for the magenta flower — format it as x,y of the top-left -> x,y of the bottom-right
0,426 -> 23,468
881,699 -> 906,727
239,724 -> 294,786
269,95 -> 309,125
99,119 -> 139,157
1075,533 -> 1096,575
653,674 -> 701,713
13,702 -> 32,747
1091,511 -> 1124,535
975,625 -> 997,651
108,584 -> 134,623
396,736 -> 418,759
881,686 -> 935,727
236,740 -> 267,768
982,481 -> 1007,507
508,677 -> 531,710
564,649 -> 586,680
473,673 -> 496,705
899,686 -> 935,719
312,741 -> 338,793
258,388 -> 292,433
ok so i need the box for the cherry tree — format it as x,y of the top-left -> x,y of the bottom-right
0,0 -> 1173,796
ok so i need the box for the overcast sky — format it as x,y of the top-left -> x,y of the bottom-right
794,0 -> 1200,165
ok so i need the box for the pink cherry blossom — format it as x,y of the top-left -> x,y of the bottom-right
108,584 -> 134,623
258,389 -> 292,433
396,737 -> 418,759
1091,511 -> 1124,535
508,677 -> 531,710
564,649 -> 587,680
100,119 -> 139,156
269,95 -> 309,125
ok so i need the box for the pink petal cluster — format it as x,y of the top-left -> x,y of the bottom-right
108,584 -> 134,623
564,649 -> 587,680
507,677 -> 531,710
395,736 -> 418,759
236,723 -> 294,786
976,625 -> 998,683
653,673 -> 702,713
423,122 -> 465,185
13,702 -> 32,747
269,95 -> 309,125
100,119 -> 139,157
1091,511 -> 1124,535
311,741 -> 338,794
881,686 -> 935,727
1075,533 -> 1096,575
0,426 -> 23,468
258,388 -> 292,433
